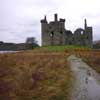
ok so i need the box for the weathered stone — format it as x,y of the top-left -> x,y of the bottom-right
41,14 -> 93,47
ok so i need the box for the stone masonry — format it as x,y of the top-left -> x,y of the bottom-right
40,14 -> 93,47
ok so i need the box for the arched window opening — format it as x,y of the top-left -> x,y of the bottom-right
50,31 -> 54,45
81,31 -> 84,35
50,31 -> 54,37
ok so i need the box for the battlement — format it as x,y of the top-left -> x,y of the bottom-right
59,18 -> 65,22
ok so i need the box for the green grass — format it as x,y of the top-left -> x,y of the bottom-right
33,45 -> 91,52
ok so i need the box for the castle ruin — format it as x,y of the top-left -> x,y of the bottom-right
41,14 -> 93,47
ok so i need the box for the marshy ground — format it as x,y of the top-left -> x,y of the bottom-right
0,46 -> 100,100
0,51 -> 73,100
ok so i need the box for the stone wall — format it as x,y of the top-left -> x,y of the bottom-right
41,14 -> 93,47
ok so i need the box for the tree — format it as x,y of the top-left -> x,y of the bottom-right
26,37 -> 39,47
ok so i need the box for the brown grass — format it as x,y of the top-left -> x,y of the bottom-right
74,49 -> 100,73
0,51 -> 73,100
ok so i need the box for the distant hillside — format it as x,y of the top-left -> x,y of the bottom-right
93,40 -> 100,49
93,40 -> 100,44
0,42 -> 39,51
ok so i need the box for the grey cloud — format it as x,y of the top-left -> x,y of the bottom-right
0,0 -> 99,45
0,28 -> 10,32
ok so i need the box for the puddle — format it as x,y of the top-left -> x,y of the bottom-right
68,55 -> 100,100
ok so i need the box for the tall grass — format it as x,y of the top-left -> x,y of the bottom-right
74,49 -> 100,73
0,52 -> 73,100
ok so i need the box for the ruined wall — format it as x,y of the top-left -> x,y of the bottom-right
84,27 -> 93,47
41,17 -> 50,46
41,14 -> 66,46
41,14 -> 93,47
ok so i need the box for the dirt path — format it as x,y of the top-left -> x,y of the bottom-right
68,55 -> 100,100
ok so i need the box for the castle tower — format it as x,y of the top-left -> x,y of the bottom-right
41,14 -> 67,46
41,15 -> 50,46
84,19 -> 93,47
44,15 -> 47,21
54,13 -> 58,22
84,19 -> 87,29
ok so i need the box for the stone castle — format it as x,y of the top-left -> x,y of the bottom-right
41,14 -> 93,47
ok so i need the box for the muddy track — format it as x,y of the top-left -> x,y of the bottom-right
68,55 -> 100,100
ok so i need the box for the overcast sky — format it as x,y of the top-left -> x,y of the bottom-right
0,0 -> 100,45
